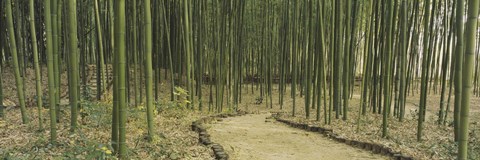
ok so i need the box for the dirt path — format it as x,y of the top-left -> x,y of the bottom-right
207,113 -> 388,160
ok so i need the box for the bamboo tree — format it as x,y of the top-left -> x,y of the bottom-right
333,0 -> 343,120
0,62 -> 3,119
29,0 -> 43,129
398,0 -> 407,122
13,1 -> 25,81
44,0 -> 57,143
316,0 -> 326,122
115,0 -> 127,157
438,0 -> 450,124
291,0 -> 298,117
51,0 -> 60,122
382,0 -> 395,138
418,0 -> 432,141
458,0 -> 479,158
110,0 -> 119,153
453,0 -> 464,141
144,0 -> 155,141
343,0 -> 352,121
184,0 -> 194,109
304,0 -> 312,119
6,0 -> 28,124
133,0 -> 140,106
67,0 -> 79,133
94,0 -> 106,98
444,0 -> 456,125
160,0 -> 175,102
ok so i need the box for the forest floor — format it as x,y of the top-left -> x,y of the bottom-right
1,67 -> 479,159
234,84 -> 480,160
206,113 -> 387,160
1,67 -> 216,159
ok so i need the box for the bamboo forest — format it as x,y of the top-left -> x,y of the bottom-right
1,0 -> 480,159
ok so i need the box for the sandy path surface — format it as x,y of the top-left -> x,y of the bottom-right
207,113 -> 388,160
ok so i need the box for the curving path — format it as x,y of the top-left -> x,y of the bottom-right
207,113 -> 388,160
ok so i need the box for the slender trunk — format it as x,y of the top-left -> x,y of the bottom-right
67,0 -> 79,133
6,0 -> 28,124
43,0 -> 57,143
144,0 -> 155,142
458,0 -> 479,158
453,0 -> 464,141
29,0 -> 43,129
94,0 -> 106,99
115,0 -> 127,157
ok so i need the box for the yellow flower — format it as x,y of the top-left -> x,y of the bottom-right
101,146 -> 108,151
105,149 -> 112,155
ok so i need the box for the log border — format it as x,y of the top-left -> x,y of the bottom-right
191,111 -> 248,160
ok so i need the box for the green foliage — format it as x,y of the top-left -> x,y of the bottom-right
63,139 -> 115,160
34,95 -> 49,108
82,85 -> 96,101
173,87 -> 191,108
80,101 -> 111,128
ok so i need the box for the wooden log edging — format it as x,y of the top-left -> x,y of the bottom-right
272,113 -> 415,160
191,111 -> 248,160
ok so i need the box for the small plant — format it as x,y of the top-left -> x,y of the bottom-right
174,87 -> 190,108
255,96 -> 263,105
80,100 -> 111,127
33,95 -> 49,108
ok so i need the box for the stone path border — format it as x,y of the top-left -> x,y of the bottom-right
191,111 -> 248,160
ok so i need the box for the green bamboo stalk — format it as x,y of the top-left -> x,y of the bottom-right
160,0 -> 175,102
6,0 -> 29,124
291,0 -> 298,117
0,61 -> 3,119
458,0 -> 479,158
115,0 -> 127,157
133,0 -> 140,106
316,0 -> 326,122
438,0 -> 450,124
333,0 -> 343,119
343,0 -> 352,121
304,0 -> 312,119
44,0 -> 57,143
453,0 -> 464,141
418,0 -> 432,141
382,0 -> 395,138
184,0 -> 194,109
94,0 -> 106,98
29,0 -> 43,130
398,0 -> 407,122
51,0 -> 60,122
67,0 -> 79,133
110,0 -> 119,153
144,0 -> 155,142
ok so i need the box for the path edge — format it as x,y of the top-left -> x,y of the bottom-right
191,110 -> 248,160
272,112 -> 415,160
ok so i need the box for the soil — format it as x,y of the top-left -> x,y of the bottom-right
207,113 -> 388,160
